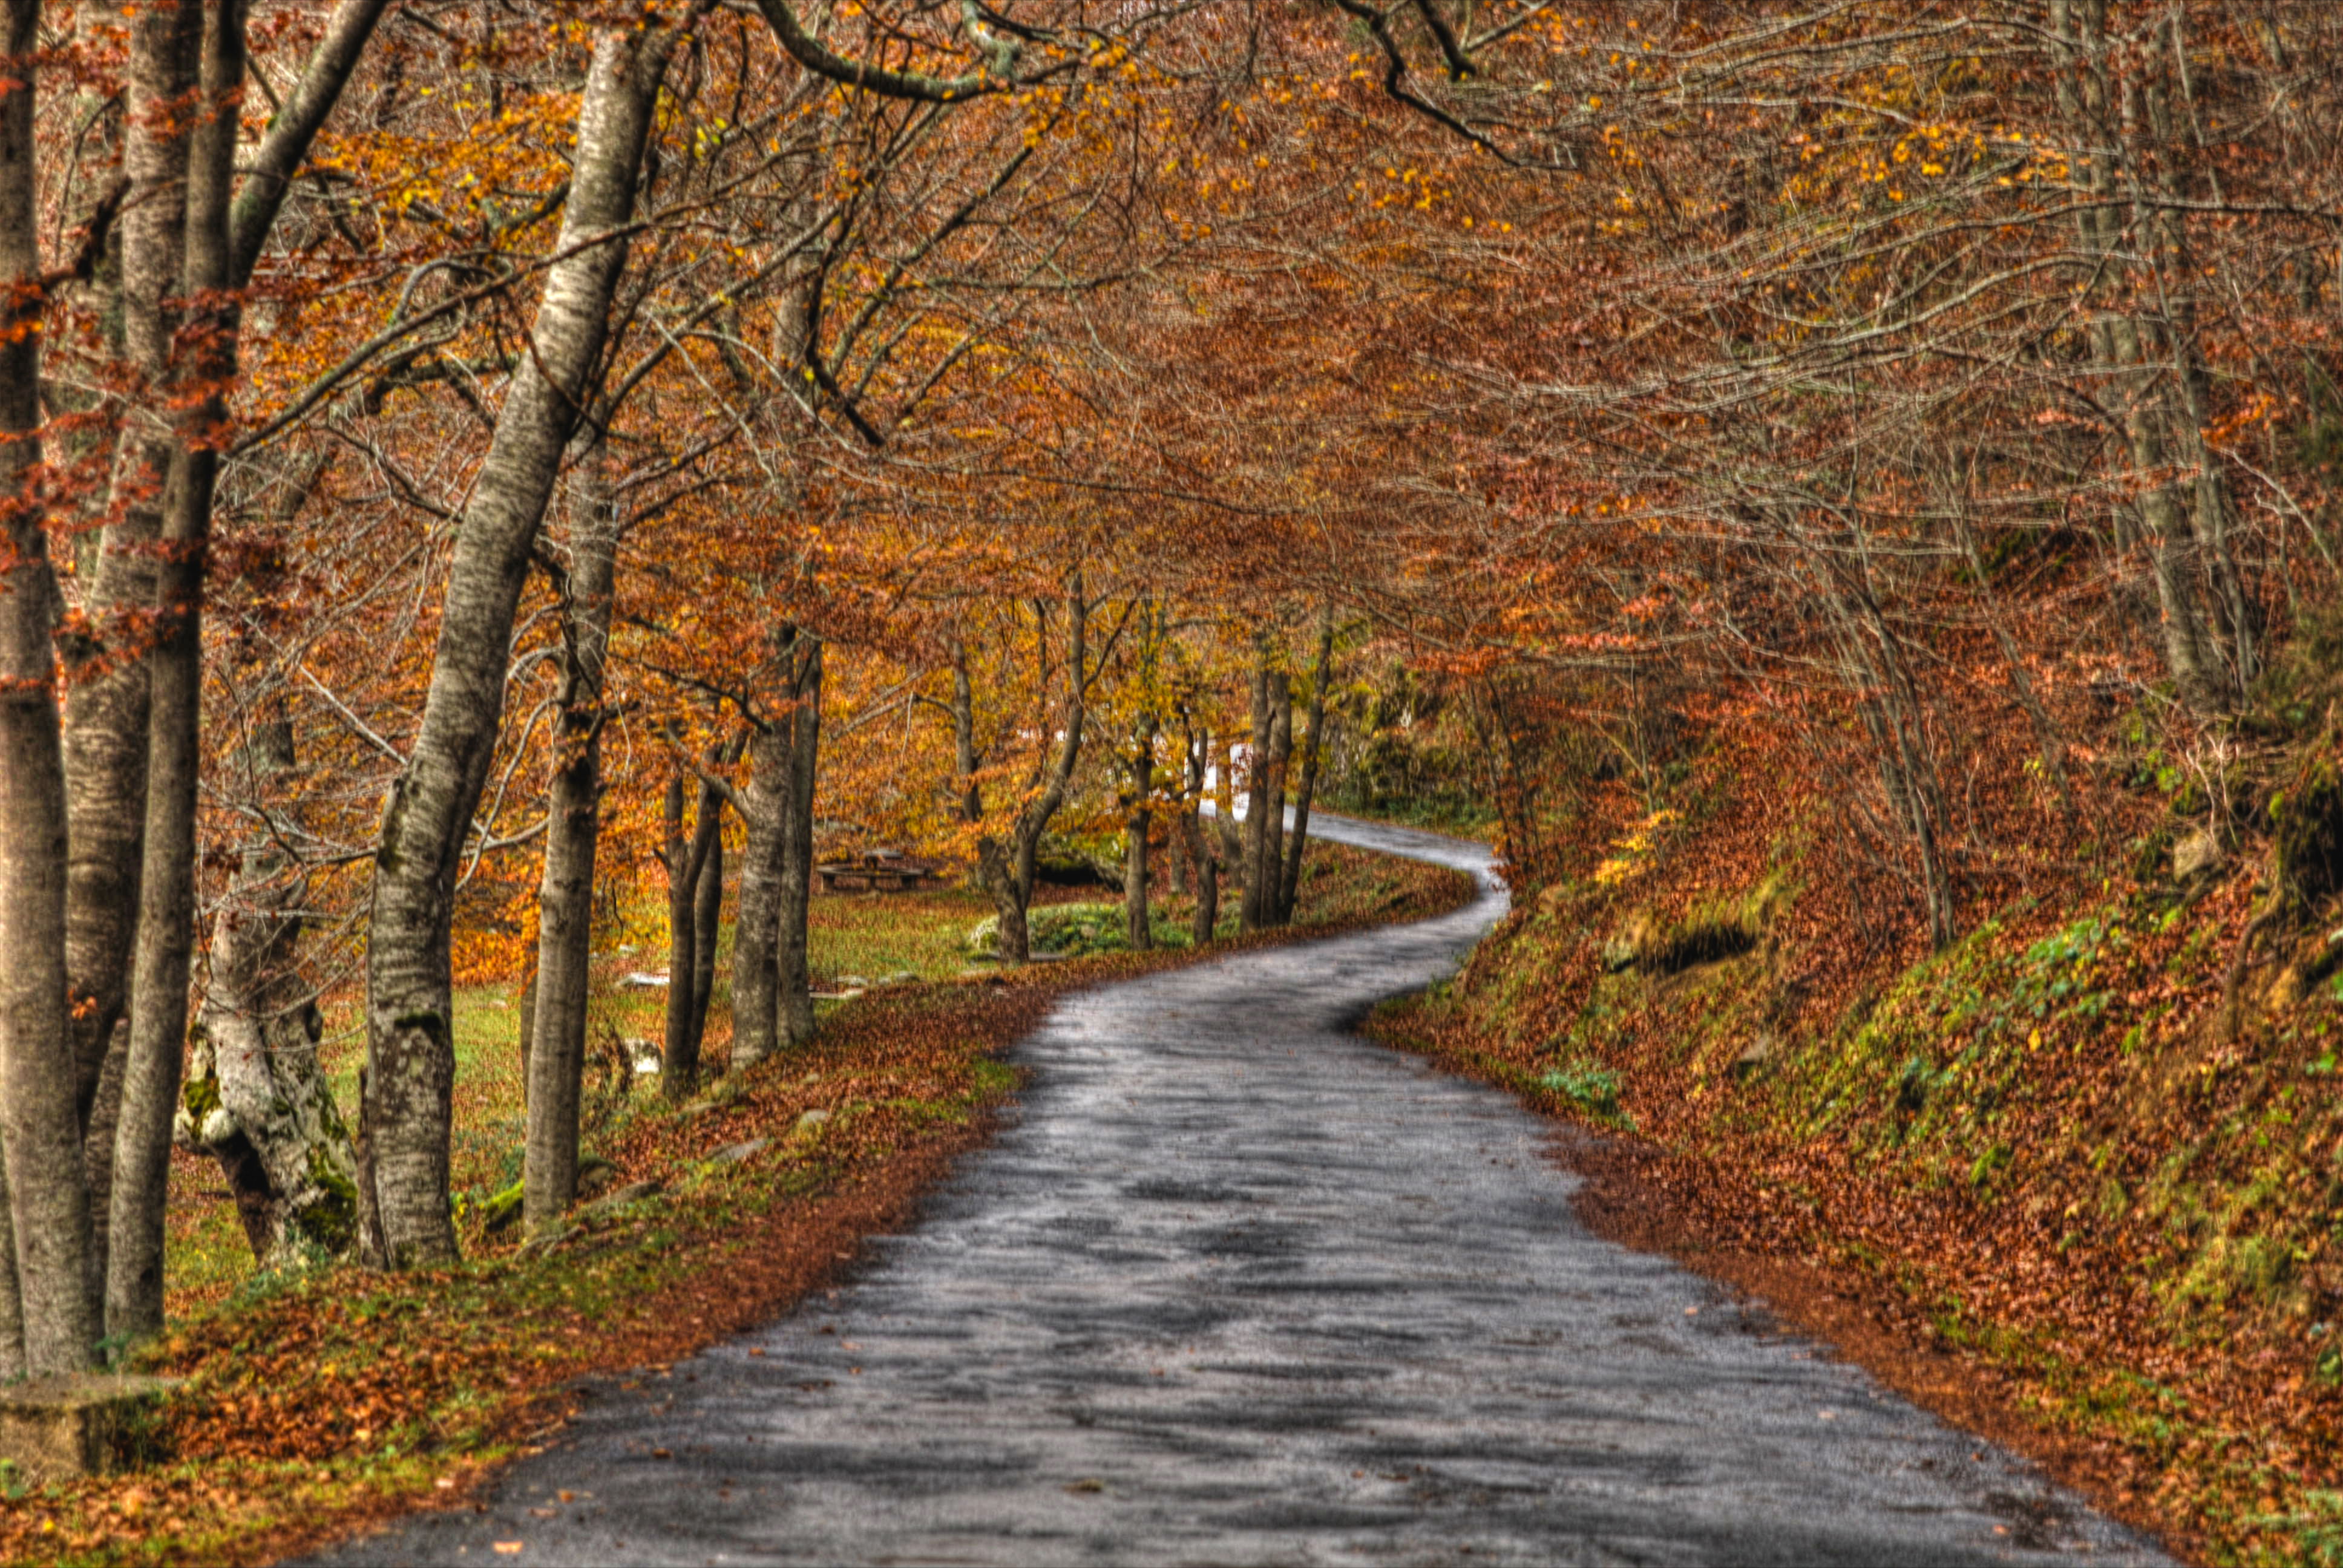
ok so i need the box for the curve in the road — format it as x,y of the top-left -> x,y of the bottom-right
313,814 -> 2168,1567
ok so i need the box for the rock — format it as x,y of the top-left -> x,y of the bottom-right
575,1157 -> 619,1198
836,975 -> 871,990
516,1226 -> 575,1260
684,1077 -> 748,1116
1729,1033 -> 1775,1082
0,1374 -> 180,1485
2172,825 -> 2224,881
580,1179 -> 664,1220
1601,909 -> 1661,972
793,1109 -> 832,1137
703,1137 -> 770,1168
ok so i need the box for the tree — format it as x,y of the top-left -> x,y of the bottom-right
975,577 -> 1089,965
362,7 -> 713,1268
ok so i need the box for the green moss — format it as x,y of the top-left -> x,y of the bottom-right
297,1143 -> 359,1255
181,1073 -> 221,1125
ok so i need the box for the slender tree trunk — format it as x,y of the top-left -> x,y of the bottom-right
363,19 -> 694,1267
1125,719 -> 1154,951
950,636 -> 980,823
1182,726 -> 1217,945
522,443 -> 616,1236
0,0 -> 97,1373
65,0 -> 203,1303
224,0 -> 393,286
1278,613 -> 1334,923
660,777 -> 698,1099
1240,667 -> 1271,932
1261,679 -> 1291,926
660,766 -> 719,1099
690,813 -> 722,1060
108,0 -> 249,1343
778,643 -> 821,1048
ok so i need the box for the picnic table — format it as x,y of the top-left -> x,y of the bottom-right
815,849 -> 940,893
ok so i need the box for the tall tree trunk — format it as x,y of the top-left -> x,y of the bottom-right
179,716 -> 356,1268
522,443 -> 617,1236
1124,719 -> 1154,951
0,0 -> 98,1373
732,629 -> 815,1070
65,0 -> 203,1302
108,0 -> 249,1341
778,643 -> 822,1048
690,814 -> 722,1060
1277,612 -> 1334,923
732,726 -> 786,1070
362,18 -> 695,1268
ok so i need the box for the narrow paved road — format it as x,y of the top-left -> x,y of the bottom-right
318,817 -> 2166,1567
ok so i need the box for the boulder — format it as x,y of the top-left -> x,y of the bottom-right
1601,909 -> 1661,972
2172,825 -> 2224,881
1729,1033 -> 1775,1082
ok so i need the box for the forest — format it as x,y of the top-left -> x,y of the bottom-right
1,0 -> 2342,1563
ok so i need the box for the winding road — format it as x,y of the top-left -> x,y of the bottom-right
316,815 -> 2167,1567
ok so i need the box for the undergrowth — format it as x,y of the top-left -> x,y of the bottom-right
1368,725 -> 2343,1567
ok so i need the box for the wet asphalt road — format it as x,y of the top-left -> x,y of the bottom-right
312,814 -> 2168,1567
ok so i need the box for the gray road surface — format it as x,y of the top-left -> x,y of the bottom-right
311,814 -> 2167,1567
